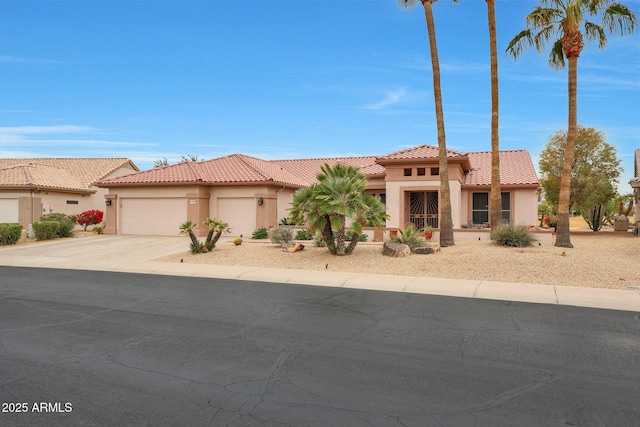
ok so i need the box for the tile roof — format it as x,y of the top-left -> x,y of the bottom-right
0,158 -> 137,189
96,146 -> 539,188
99,154 -> 381,187
463,151 -> 539,186
376,144 -> 466,162
0,162 -> 91,192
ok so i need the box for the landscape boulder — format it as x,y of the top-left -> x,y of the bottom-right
382,242 -> 410,257
283,243 -> 305,253
413,244 -> 441,255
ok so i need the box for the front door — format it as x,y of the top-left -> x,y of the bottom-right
409,191 -> 439,230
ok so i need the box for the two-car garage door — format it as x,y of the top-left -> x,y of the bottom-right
120,198 -> 186,236
118,197 -> 257,236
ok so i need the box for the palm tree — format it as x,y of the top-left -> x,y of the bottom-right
507,0 -> 636,248
397,0 -> 457,247
487,0 -> 502,231
204,218 -> 231,250
290,163 -> 388,256
179,220 -> 201,252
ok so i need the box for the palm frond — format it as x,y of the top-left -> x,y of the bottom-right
583,20 -> 608,48
602,3 -> 638,35
549,39 -> 566,70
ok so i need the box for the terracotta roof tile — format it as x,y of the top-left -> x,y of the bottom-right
0,162 -> 91,192
464,151 -> 539,186
376,144 -> 466,161
96,146 -> 539,188
0,158 -> 137,187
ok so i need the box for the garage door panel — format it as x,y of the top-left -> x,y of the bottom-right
121,198 -> 185,236
218,198 -> 255,237
0,199 -> 19,223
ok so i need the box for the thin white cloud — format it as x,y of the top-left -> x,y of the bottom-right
366,88 -> 409,110
0,125 -> 154,149
0,55 -> 63,65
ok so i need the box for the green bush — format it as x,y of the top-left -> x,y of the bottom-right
41,213 -> 76,238
313,231 -> 325,247
345,230 -> 368,242
0,223 -> 23,245
93,225 -> 105,235
32,221 -> 60,241
251,227 -> 268,239
295,229 -> 314,240
391,223 -> 426,251
491,224 -> 536,247
270,227 -> 295,247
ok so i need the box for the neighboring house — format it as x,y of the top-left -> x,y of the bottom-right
0,158 -> 139,228
97,144 -> 539,238
631,149 -> 640,227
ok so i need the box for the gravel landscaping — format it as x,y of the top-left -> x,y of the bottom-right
155,231 -> 640,291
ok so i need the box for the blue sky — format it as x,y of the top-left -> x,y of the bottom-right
1,0 -> 639,191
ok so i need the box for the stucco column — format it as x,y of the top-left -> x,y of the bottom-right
104,194 -> 118,235
255,194 -> 277,230
186,193 -> 210,237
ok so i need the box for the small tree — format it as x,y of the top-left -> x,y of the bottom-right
77,209 -> 104,231
179,220 -> 202,253
204,218 -> 231,251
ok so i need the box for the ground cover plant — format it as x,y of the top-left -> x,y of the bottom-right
252,228 -> 268,239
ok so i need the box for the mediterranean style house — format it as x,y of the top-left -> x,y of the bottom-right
0,158 -> 139,228
97,144 -> 540,239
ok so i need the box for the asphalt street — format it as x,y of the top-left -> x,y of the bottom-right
1,266 -> 639,426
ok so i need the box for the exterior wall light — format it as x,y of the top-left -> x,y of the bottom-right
257,197 -> 264,206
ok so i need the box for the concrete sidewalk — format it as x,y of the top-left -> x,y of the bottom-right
1,235 -> 639,312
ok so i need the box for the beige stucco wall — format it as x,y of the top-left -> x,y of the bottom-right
512,188 -> 538,226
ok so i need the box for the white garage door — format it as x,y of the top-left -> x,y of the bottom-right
120,198 -> 186,236
218,198 -> 255,237
0,198 -> 19,223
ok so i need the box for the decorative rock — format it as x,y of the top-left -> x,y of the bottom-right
413,244 -> 441,255
283,243 -> 305,253
382,242 -> 410,257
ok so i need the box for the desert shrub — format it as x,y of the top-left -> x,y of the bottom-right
0,223 -> 22,245
313,231 -> 325,247
41,213 -> 76,238
93,225 -> 105,235
270,227 -> 294,247
233,238 -> 243,245
190,242 -> 204,254
391,223 -> 426,251
295,229 -> 314,240
251,227 -> 268,239
491,224 -> 536,247
32,221 -> 60,241
77,209 -> 104,231
345,230 -> 368,242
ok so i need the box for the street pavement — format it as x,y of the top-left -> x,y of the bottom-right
1,267 -> 639,426
0,235 -> 638,312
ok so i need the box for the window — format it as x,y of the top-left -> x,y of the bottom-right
431,167 -> 439,176
417,168 -> 426,176
501,192 -> 511,222
472,193 -> 489,225
472,192 -> 511,225
404,168 -> 412,177
380,193 -> 386,205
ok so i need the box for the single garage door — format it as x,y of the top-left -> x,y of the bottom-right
218,197 -> 255,237
120,198 -> 186,236
0,198 -> 19,223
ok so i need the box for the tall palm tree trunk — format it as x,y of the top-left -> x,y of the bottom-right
487,0 -> 502,231
556,26 -> 583,248
555,55 -> 578,248
421,0 -> 454,247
